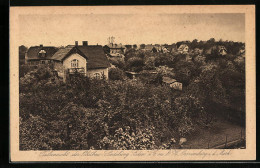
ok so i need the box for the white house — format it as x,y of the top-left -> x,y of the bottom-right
218,45 -> 227,56
51,41 -> 110,81
177,44 -> 189,54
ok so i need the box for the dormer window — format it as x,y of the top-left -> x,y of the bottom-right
39,50 -> 46,57
71,59 -> 79,68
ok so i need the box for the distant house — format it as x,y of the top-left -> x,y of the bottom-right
218,46 -> 227,56
238,46 -> 245,57
25,45 -> 58,65
51,41 -> 110,80
161,44 -> 177,53
104,43 -> 125,58
205,45 -> 227,56
144,44 -> 157,52
193,48 -> 203,55
177,44 -> 189,54
162,76 -> 182,90
138,44 -> 158,53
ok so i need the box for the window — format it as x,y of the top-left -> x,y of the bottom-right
94,73 -> 100,79
71,59 -> 79,68
39,50 -> 46,58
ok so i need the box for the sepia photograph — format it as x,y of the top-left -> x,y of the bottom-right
10,5 -> 256,161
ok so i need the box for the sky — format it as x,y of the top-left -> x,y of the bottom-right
19,13 -> 245,47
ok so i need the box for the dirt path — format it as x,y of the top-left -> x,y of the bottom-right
182,119 -> 245,149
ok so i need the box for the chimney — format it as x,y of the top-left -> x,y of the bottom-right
40,44 -> 43,48
82,41 -> 88,46
75,41 -> 78,46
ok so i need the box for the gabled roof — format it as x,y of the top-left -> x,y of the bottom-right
27,46 -> 58,60
77,45 -> 110,69
52,45 -> 110,69
51,46 -> 75,61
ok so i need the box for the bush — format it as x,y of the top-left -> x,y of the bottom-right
19,65 -> 37,78
108,57 -> 125,69
99,126 -> 156,150
109,68 -> 125,80
125,57 -> 144,72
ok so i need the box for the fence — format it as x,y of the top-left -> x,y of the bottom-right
187,128 -> 245,149
211,129 -> 245,149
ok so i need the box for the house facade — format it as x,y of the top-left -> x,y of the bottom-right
51,41 -> 110,81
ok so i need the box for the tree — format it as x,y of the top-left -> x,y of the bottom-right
109,68 -> 125,80
103,45 -> 110,54
152,47 -> 157,53
207,38 -> 215,43
19,45 -> 28,65
124,48 -> 137,61
19,45 -> 28,54
125,45 -> 132,50
190,39 -> 198,49
140,44 -> 146,49
144,56 -> 156,70
154,54 -> 174,68
174,60 -> 198,86
126,57 -> 144,72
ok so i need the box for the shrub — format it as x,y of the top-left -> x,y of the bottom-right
108,57 -> 125,69
99,126 -> 156,150
125,57 -> 144,72
109,68 -> 125,80
19,65 -> 37,78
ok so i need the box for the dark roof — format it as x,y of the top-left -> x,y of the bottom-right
52,45 -> 110,69
27,46 -> 58,60
77,45 -> 110,69
51,46 -> 74,61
